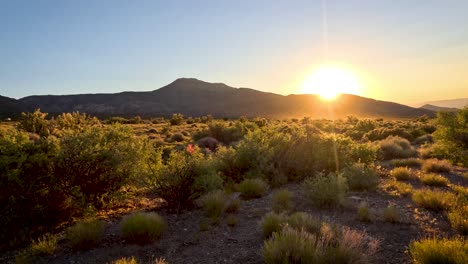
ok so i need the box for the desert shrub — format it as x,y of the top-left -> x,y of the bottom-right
432,108 -> 468,166
30,234 -> 57,256
390,167 -> 412,181
462,172 -> 468,181
383,205 -> 399,223
272,189 -> 294,213
263,227 -> 316,263
114,257 -> 139,264
66,219 -> 104,250
341,163 -> 378,191
56,112 -> 100,132
199,190 -> 226,220
377,136 -> 416,160
195,121 -> 249,144
170,133 -> 185,142
260,212 -> 288,238
422,158 -> 452,173
358,202 -> 371,222
413,134 -> 433,145
191,170 -> 224,197
18,109 -> 51,137
364,127 -> 413,141
121,212 -> 166,244
448,206 -> 468,235
302,173 -> 348,207
287,212 -> 322,235
412,189 -> 455,211
238,178 -> 269,199
169,113 -> 184,125
409,237 -> 467,264
390,158 -> 422,167
420,173 -> 449,187
383,180 -> 413,196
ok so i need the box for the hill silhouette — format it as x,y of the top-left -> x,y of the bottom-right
420,104 -> 459,112
4,78 -> 433,119
0,95 -> 27,119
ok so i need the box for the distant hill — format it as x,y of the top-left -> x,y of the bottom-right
4,78 -> 434,119
420,104 -> 459,112
422,98 -> 468,109
0,95 -> 27,119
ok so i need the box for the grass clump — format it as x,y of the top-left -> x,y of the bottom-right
263,227 -> 316,263
260,212 -> 288,238
341,163 -> 378,191
390,158 -> 422,167
272,189 -> 294,213
287,212 -> 322,235
121,212 -> 166,244
390,167 -> 412,181
238,178 -> 269,199
358,202 -> 371,222
66,219 -> 104,250
199,190 -> 226,220
302,173 -> 348,208
30,233 -> 57,256
422,158 -> 452,173
114,257 -> 139,264
383,205 -> 400,223
448,206 -> 468,235
378,136 -> 416,160
383,180 -> 413,196
420,173 -> 449,187
412,189 -> 455,211
409,237 -> 467,264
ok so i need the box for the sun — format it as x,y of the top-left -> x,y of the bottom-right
302,65 -> 362,100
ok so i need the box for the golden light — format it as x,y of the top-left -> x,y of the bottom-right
302,65 -> 363,100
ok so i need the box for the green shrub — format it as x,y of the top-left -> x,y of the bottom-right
377,136 -> 416,160
390,158 -> 422,167
409,237 -> 467,264
18,109 -> 51,137
383,205 -> 399,223
422,158 -> 452,173
383,180 -> 413,196
238,178 -> 269,199
199,190 -> 226,220
260,212 -> 288,238
121,212 -> 166,244
341,163 -> 378,191
169,113 -> 184,125
420,173 -> 449,187
66,219 -> 104,250
263,226 -> 316,263
390,167 -> 412,181
412,189 -> 455,211
272,189 -> 294,213
448,206 -> 468,235
365,127 -> 413,141
302,173 -> 348,207
287,212 -> 322,235
30,234 -> 57,256
358,202 -> 371,222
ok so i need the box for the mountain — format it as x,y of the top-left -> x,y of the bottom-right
422,98 -> 468,109
0,95 -> 27,119
12,78 -> 434,119
420,104 -> 458,112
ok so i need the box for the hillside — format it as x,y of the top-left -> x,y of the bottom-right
12,78 -> 434,118
420,104 -> 459,112
0,95 -> 27,119
422,98 -> 468,109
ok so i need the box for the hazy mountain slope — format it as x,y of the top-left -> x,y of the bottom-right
422,98 -> 468,109
17,78 -> 434,118
420,104 -> 459,112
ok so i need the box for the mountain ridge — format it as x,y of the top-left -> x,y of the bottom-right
2,78 -> 434,119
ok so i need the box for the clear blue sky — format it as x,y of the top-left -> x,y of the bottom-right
1,0 -> 467,104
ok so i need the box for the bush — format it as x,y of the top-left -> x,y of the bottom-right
199,190 -> 226,220
377,136 -> 416,160
341,163 -> 378,191
238,178 -> 269,199
260,212 -> 288,238
390,167 -> 412,181
121,212 -> 166,244
383,180 -> 413,196
358,202 -> 371,222
114,257 -> 139,264
420,173 -> 449,187
66,219 -> 104,250
383,205 -> 399,223
30,234 -> 57,256
287,212 -> 322,235
422,158 -> 452,173
390,158 -> 422,167
412,189 -> 455,211
170,133 -> 185,142
272,189 -> 294,213
448,206 -> 468,235
302,173 -> 348,207
263,227 -> 316,263
169,113 -> 184,125
18,109 -> 51,137
409,237 -> 467,264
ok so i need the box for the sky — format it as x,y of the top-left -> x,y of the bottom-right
1,0 -> 467,105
